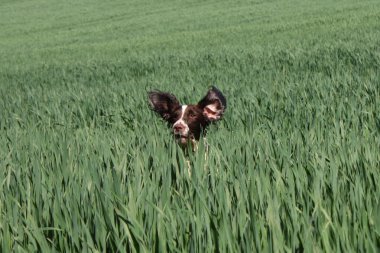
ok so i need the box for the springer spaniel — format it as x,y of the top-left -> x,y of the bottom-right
148,86 -> 227,149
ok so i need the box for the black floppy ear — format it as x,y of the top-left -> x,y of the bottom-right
148,91 -> 181,121
198,86 -> 227,121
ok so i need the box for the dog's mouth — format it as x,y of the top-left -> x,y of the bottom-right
174,134 -> 194,144
175,133 -> 188,140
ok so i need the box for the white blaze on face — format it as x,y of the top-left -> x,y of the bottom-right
173,105 -> 189,136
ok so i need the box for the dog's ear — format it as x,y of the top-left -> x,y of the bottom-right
148,91 -> 181,121
198,86 -> 227,121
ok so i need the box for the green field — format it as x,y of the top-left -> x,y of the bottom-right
1,0 -> 380,252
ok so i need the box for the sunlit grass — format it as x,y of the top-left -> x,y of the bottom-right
0,0 -> 379,252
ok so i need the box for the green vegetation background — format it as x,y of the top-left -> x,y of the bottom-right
1,0 -> 379,252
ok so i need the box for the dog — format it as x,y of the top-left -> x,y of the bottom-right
148,86 -> 227,150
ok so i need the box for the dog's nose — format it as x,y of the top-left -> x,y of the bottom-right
173,124 -> 185,132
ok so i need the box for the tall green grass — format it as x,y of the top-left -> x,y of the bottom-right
1,0 -> 379,252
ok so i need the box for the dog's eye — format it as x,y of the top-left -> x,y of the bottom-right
189,112 -> 196,118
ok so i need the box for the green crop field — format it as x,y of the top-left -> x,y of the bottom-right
1,0 -> 380,252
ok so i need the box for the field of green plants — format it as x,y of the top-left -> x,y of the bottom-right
1,0 -> 380,252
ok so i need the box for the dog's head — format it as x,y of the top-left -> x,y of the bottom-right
148,86 -> 226,147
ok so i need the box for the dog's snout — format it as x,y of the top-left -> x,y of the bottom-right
173,124 -> 185,132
